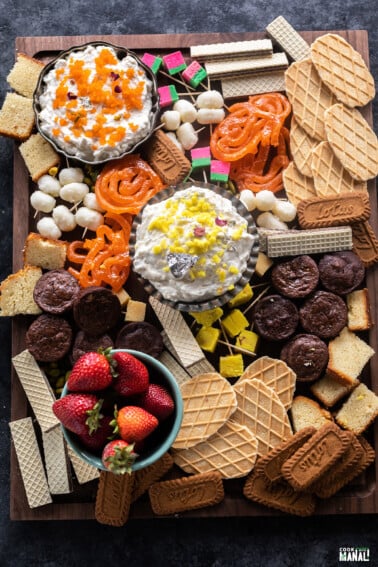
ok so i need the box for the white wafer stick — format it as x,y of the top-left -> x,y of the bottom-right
42,424 -> 72,495
66,446 -> 100,484
12,349 -> 59,432
9,417 -> 52,508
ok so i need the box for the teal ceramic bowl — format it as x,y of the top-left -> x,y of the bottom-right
60,349 -> 183,472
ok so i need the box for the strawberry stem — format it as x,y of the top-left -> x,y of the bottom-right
85,399 -> 104,434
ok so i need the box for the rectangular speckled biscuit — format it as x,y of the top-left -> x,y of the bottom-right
144,129 -> 191,185
243,465 -> 316,517
266,226 -> 353,257
260,426 -> 316,483
9,417 -> 52,509
266,16 -> 311,61
148,471 -> 224,515
297,192 -> 371,230
12,349 -> 60,432
95,471 -> 135,526
281,422 -> 351,490
352,221 -> 378,267
310,432 -> 365,498
205,52 -> 288,79
131,452 -> 174,503
221,71 -> 286,99
190,39 -> 273,61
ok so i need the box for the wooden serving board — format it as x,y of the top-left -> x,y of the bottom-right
10,30 -> 378,520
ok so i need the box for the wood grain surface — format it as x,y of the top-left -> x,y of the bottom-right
10,30 -> 378,520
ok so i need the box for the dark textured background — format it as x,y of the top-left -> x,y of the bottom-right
0,1 -> 378,566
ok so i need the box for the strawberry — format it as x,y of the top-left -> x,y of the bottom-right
101,439 -> 137,475
112,352 -> 149,397
112,405 -> 158,443
67,350 -> 114,392
137,383 -> 174,421
76,415 -> 114,452
52,393 -> 103,436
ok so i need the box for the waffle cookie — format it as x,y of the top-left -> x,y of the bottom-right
311,141 -> 368,197
284,58 -> 337,141
283,161 -> 317,207
311,33 -> 375,108
289,117 -> 318,177
148,471 -> 224,515
324,103 -> 378,182
172,420 -> 258,479
172,372 -> 237,450
233,379 -> 293,456
235,356 -> 296,410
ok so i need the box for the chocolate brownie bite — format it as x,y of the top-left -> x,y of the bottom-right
299,291 -> 348,339
252,294 -> 299,341
318,251 -> 365,295
71,330 -> 114,363
271,255 -> 319,299
26,313 -> 72,362
73,286 -> 121,336
281,334 -> 328,383
115,322 -> 164,358
33,269 -> 80,314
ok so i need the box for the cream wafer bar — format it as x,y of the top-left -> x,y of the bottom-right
221,71 -> 286,99
205,52 -> 288,80
186,357 -> 216,376
66,446 -> 100,484
158,349 -> 192,385
42,424 -> 72,495
9,417 -> 52,508
266,16 -> 311,61
266,226 -> 353,257
149,296 -> 204,367
190,39 -> 273,61
12,349 -> 59,432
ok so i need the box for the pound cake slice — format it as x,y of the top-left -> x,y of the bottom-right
6,52 -> 45,98
0,265 -> 42,316
327,327 -> 375,386
335,383 -> 378,434
290,395 -> 332,432
0,92 -> 35,141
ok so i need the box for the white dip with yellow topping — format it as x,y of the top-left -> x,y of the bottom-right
38,44 -> 153,162
133,187 -> 255,302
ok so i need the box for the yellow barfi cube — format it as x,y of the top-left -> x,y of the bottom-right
228,283 -> 253,308
125,299 -> 146,322
221,309 -> 249,338
236,329 -> 259,353
255,252 -> 273,277
219,354 -> 244,378
195,326 -> 220,353
189,307 -> 223,327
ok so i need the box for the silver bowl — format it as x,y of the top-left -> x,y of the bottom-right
33,41 -> 160,166
129,182 -> 260,312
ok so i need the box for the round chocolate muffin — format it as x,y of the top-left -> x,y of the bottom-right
26,314 -> 72,362
33,269 -> 81,314
252,294 -> 299,341
73,286 -> 121,336
318,251 -> 365,295
271,255 -> 319,299
71,330 -> 114,363
299,291 -> 347,339
280,333 -> 328,383
115,322 -> 164,358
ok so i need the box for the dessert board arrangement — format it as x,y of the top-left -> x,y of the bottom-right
2,20 -> 378,522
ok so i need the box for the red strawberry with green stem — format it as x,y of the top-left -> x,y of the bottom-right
76,415 -> 114,452
52,393 -> 103,436
111,352 -> 149,397
137,383 -> 174,421
112,405 -> 158,443
67,349 -> 115,392
102,439 -> 137,475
